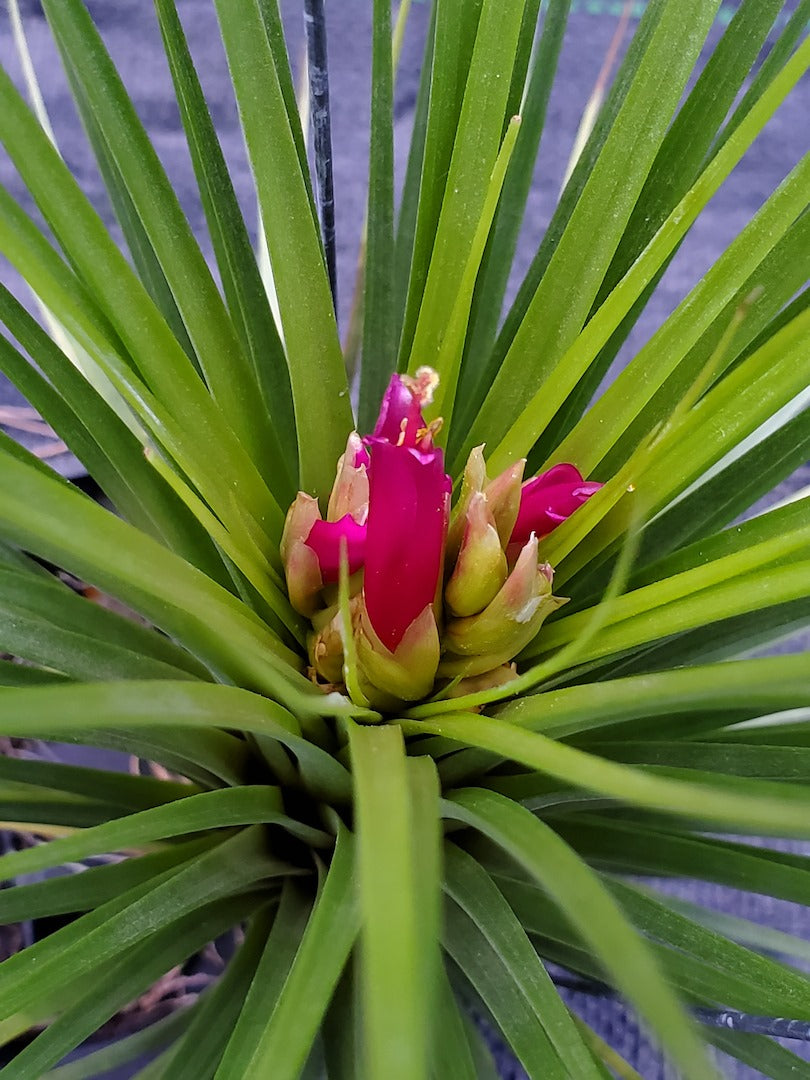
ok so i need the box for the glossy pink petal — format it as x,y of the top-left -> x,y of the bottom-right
510,463 -> 602,551
372,374 -> 425,447
304,515 -> 367,583
364,440 -> 450,651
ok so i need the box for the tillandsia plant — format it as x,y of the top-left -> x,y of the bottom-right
0,0 -> 807,1077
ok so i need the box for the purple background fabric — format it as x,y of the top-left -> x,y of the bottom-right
0,2 -> 808,1075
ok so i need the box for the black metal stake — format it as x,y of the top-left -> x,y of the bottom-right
303,0 -> 338,310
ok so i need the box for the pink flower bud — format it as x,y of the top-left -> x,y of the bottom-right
363,438 -> 451,652
509,463 -> 602,559
445,492 -> 507,618
440,537 -> 565,677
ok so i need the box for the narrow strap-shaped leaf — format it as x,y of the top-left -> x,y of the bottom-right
0,69 -> 283,542
605,877 -> 810,1019
0,175 -> 283,553
0,681 -> 355,803
408,711 -> 810,838
0,754 -> 197,813
429,964 -> 480,1080
0,785 -> 287,883
255,0 -> 319,228
496,653 -> 810,739
0,890 -> 264,1079
214,0 -> 353,500
350,724 -> 439,1080
444,789 -> 713,1079
152,906 -> 275,1080
58,47 -> 198,369
154,0 -> 298,493
596,0 -> 785,309
42,0 -> 275,470
715,0 -> 810,152
540,516 -> 810,657
456,0 -> 667,452
443,843 -> 600,1077
443,899 -> 568,1079
219,826 -> 359,1079
550,301 -> 810,587
474,41 -> 810,479
458,0 -> 571,391
706,1027 -> 810,1078
551,816 -> 810,908
54,724 -> 250,791
215,881 -> 314,1077
396,0 -> 484,365
0,566 -> 208,682
358,0 -> 396,428
0,826 -> 275,1020
461,0 -> 722,461
404,0 -> 526,386
552,151 -> 810,480
44,1009 -> 193,1080
392,1 -> 434,335
0,837 -> 214,924
599,407 -> 810,588
430,116 -> 521,434
0,450 -> 318,701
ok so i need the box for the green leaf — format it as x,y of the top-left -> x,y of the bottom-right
598,210 -> 810,484
0,451 -> 315,696
44,1010 -> 192,1080
535,508 -> 810,659
474,40 -> 810,481
550,816 -> 810,908
0,837 -> 214,924
154,0 -> 297,495
350,724 -> 439,1080
443,843 -> 600,1077
358,0 -> 396,429
443,789 -> 713,1079
460,0 -> 723,465
606,878 -> 810,1019
0,566 -> 208,682
0,826 -> 275,1022
41,0 -> 274,472
1,890 -> 263,1079
0,754 -> 197,814
429,965 -> 480,1080
405,0 -> 527,389
0,680 -> 355,802
0,67 -> 282,542
430,116 -> 521,433
152,906 -> 275,1080
0,786 -> 291,883
49,724 -> 250,790
487,651 -> 810,738
213,0 -> 353,500
409,711 -> 810,838
217,827 -> 359,1080
457,0 -> 571,396
397,0 -> 483,366
443,898 -> 568,1079
463,0 -> 667,451
706,1028 -> 810,1078
552,152 -> 810,481
216,881 -> 314,1078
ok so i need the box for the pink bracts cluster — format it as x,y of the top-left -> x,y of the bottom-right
281,370 -> 600,708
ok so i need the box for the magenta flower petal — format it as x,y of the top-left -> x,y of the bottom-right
510,463 -> 602,550
304,514 -> 367,583
364,440 -> 450,651
372,374 -> 425,447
